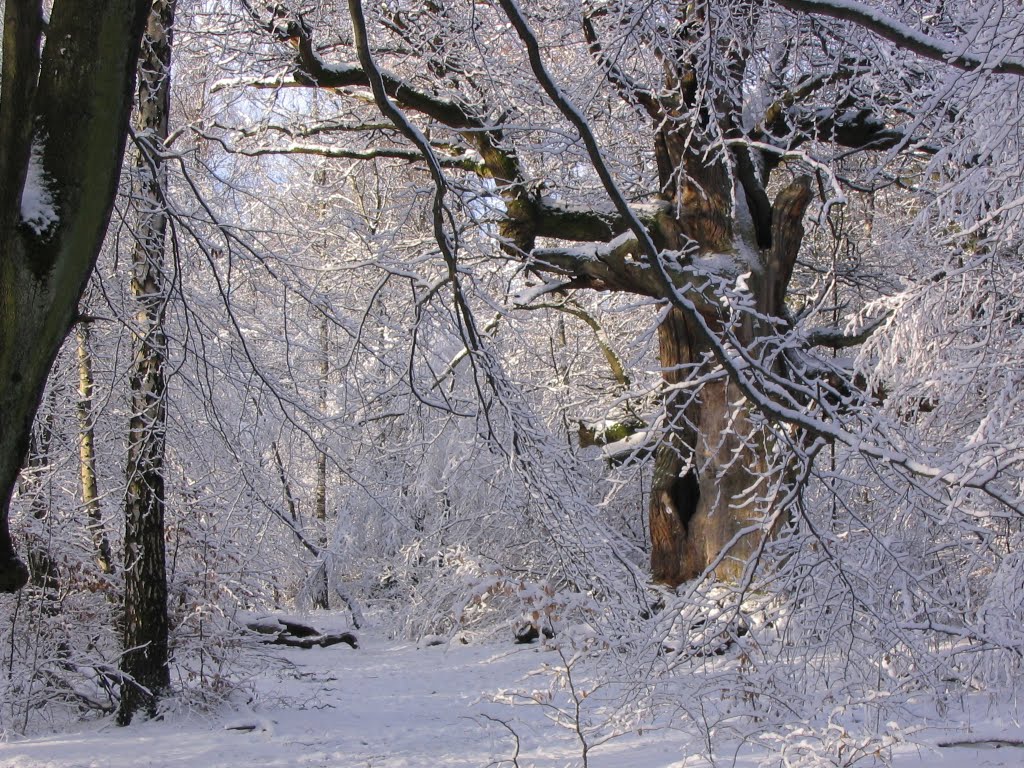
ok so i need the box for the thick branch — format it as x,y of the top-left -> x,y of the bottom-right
755,65 -> 938,162
805,312 -> 890,349
765,176 -> 813,316
794,106 -> 925,153
773,0 -> 1024,77
197,131 -> 485,171
532,233 -> 664,296
759,70 -> 848,139
535,196 -> 671,243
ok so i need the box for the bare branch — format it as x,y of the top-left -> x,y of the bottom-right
805,312 -> 891,349
773,0 -> 1024,77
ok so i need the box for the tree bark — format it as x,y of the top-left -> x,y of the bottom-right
118,0 -> 176,725
76,323 -> 115,576
312,316 -> 330,610
649,177 -> 812,587
0,0 -> 151,592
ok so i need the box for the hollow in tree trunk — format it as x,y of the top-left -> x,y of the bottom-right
648,170 -> 812,587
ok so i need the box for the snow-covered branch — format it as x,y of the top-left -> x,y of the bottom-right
773,0 -> 1024,77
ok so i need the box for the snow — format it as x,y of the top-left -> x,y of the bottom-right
599,429 -> 653,460
20,140 -> 58,236
514,277 -> 574,305
3,620 -> 1024,768
318,62 -> 363,78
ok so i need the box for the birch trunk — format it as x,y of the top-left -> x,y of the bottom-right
76,324 -> 115,576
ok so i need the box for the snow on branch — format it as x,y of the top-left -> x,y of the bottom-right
773,0 -> 1024,77
195,130 -> 484,171
497,0 -> 1024,517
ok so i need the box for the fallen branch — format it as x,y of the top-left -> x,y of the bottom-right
246,616 -> 358,649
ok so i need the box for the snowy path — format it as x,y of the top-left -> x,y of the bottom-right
2,625 -> 1023,767
0,633 -> 609,768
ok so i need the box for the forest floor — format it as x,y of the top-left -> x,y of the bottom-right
1,613 -> 1022,768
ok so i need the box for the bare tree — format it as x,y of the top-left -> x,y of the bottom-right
222,0 -> 975,587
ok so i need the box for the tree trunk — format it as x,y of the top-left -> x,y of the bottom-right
312,316 -> 330,610
118,0 -> 175,725
76,324 -> 115,576
0,0 -> 151,593
648,166 -> 812,587
650,314 -> 776,584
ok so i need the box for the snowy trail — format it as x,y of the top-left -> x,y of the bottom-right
0,633 -> 597,768
2,626 -> 1023,767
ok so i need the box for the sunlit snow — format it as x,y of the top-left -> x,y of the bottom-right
2,620 -> 1023,768
20,141 -> 58,236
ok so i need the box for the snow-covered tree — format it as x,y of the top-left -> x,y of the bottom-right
212,0 -> 1024,589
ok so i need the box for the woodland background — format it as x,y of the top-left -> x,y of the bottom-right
2,0 -> 1024,761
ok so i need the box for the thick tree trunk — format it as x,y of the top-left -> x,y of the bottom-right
649,314 -> 774,585
118,0 -> 175,725
649,308 -> 700,585
648,165 -> 812,587
0,0 -> 151,593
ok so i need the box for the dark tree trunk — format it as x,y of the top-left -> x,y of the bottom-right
118,0 -> 175,725
0,0 -> 151,593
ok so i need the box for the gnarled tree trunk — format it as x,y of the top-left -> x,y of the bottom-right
649,169 -> 812,586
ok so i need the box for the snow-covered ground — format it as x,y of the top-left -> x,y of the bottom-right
2,616 -> 1023,768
